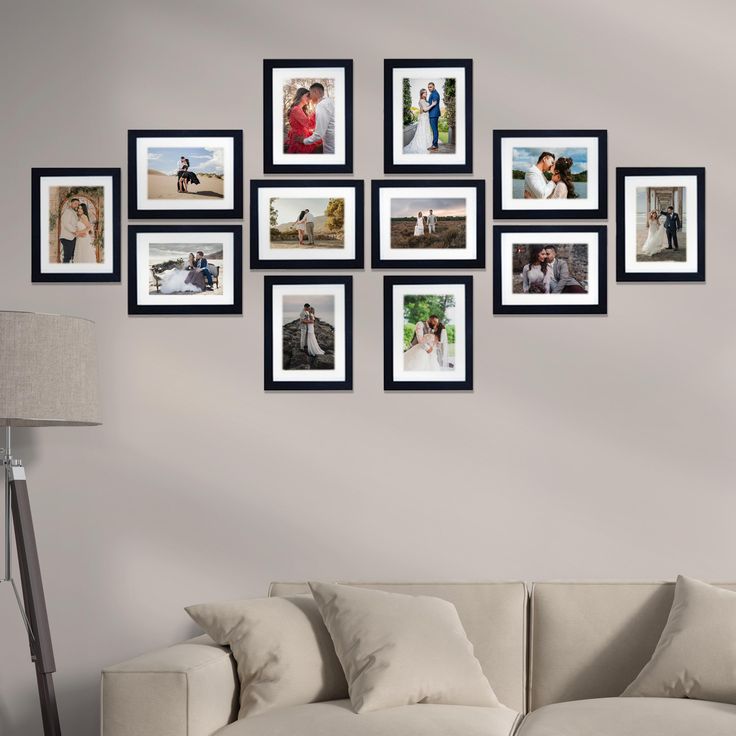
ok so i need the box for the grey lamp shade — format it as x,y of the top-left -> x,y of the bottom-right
0,311 -> 101,426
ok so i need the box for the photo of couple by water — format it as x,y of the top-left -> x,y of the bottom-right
148,243 -> 223,296
147,147 -> 225,200
637,186 -> 686,261
283,79 -> 336,155
390,198 -> 466,250
270,197 -> 345,249
513,148 -> 588,200
402,77 -> 456,155
513,244 -> 588,294
281,294 -> 335,370
402,294 -> 456,372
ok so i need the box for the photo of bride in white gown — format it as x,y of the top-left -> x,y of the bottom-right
641,210 -> 668,256
403,89 -> 435,154
403,315 -> 450,371
72,203 -> 97,263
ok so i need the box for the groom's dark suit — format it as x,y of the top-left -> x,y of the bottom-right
660,210 -> 682,249
196,257 -> 213,287
427,89 -> 441,148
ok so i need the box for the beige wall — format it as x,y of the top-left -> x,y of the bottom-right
1,1 -> 734,734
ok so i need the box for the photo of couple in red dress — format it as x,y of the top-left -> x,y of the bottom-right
283,78 -> 336,156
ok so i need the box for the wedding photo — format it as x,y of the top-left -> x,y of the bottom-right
385,59 -> 472,173
32,168 -> 120,282
384,276 -> 472,390
251,180 -> 363,269
493,225 -> 607,315
493,130 -> 607,219
616,167 -> 705,282
128,225 -> 242,315
264,60 -> 353,173
371,180 -> 484,269
146,147 -> 225,200
269,197 -> 345,249
128,130 -> 243,218
265,276 -> 353,390
281,294 -> 335,371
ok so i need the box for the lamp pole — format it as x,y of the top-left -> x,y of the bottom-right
2,427 -> 62,736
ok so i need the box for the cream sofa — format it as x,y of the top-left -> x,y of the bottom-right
102,581 -> 736,736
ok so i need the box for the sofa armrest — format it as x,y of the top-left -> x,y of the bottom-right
102,634 -> 238,736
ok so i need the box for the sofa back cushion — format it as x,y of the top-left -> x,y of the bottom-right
529,581 -> 736,710
270,582 -> 528,714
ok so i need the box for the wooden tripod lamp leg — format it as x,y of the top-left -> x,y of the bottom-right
9,463 -> 62,736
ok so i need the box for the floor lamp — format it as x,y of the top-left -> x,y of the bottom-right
0,311 -> 100,736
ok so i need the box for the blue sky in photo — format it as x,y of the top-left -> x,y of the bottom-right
147,146 -> 224,175
512,147 -> 588,173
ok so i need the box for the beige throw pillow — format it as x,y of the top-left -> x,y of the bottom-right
623,575 -> 736,703
186,596 -> 347,718
308,581 -> 500,713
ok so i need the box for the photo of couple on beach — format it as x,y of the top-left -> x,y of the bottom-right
513,148 -> 588,200
147,147 -> 225,200
402,294 -> 456,372
148,243 -> 222,296
51,188 -> 103,264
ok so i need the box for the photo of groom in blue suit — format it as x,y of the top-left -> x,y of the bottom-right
426,82 -> 441,151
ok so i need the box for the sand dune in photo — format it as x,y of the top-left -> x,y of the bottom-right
147,170 -> 224,200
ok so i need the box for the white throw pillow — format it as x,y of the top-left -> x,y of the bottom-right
186,596 -> 347,718
308,581 -> 501,713
622,575 -> 736,703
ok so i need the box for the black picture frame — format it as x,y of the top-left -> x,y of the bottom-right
263,59 -> 353,174
384,59 -> 473,174
371,179 -> 485,269
128,225 -> 243,315
616,167 -> 705,283
492,130 -> 608,220
250,179 -> 364,269
384,275 -> 473,391
127,129 -> 243,219
264,275 -> 353,391
31,167 -> 121,283
492,225 -> 607,315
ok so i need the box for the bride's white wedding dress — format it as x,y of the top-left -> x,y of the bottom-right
74,221 -> 97,263
306,321 -> 324,357
403,336 -> 440,371
160,268 -> 202,294
642,215 -> 667,256
413,216 -> 425,236
403,100 -> 434,153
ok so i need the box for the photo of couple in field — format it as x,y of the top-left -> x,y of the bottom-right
147,147 -> 225,200
390,198 -> 466,250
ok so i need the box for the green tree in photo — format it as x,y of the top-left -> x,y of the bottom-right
403,294 -> 456,326
325,198 -> 344,232
269,198 -> 278,227
402,77 -> 413,126
443,78 -> 456,145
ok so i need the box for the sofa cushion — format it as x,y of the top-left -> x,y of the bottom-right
214,700 -> 522,736
517,697 -> 736,736
186,596 -> 347,719
623,575 -> 736,703
309,581 -> 500,713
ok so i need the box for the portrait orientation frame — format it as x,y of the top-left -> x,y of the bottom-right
127,129 -> 244,219
492,129 -> 608,220
616,167 -> 705,283
492,225 -> 608,315
250,179 -> 364,269
384,59 -> 473,174
128,225 -> 243,316
264,275 -> 353,391
384,275 -> 473,391
371,179 -> 486,269
32,167 -> 121,283
263,59 -> 354,174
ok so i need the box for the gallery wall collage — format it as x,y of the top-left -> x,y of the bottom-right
30,59 -> 706,391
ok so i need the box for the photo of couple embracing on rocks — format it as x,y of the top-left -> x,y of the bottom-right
281,296 -> 335,371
